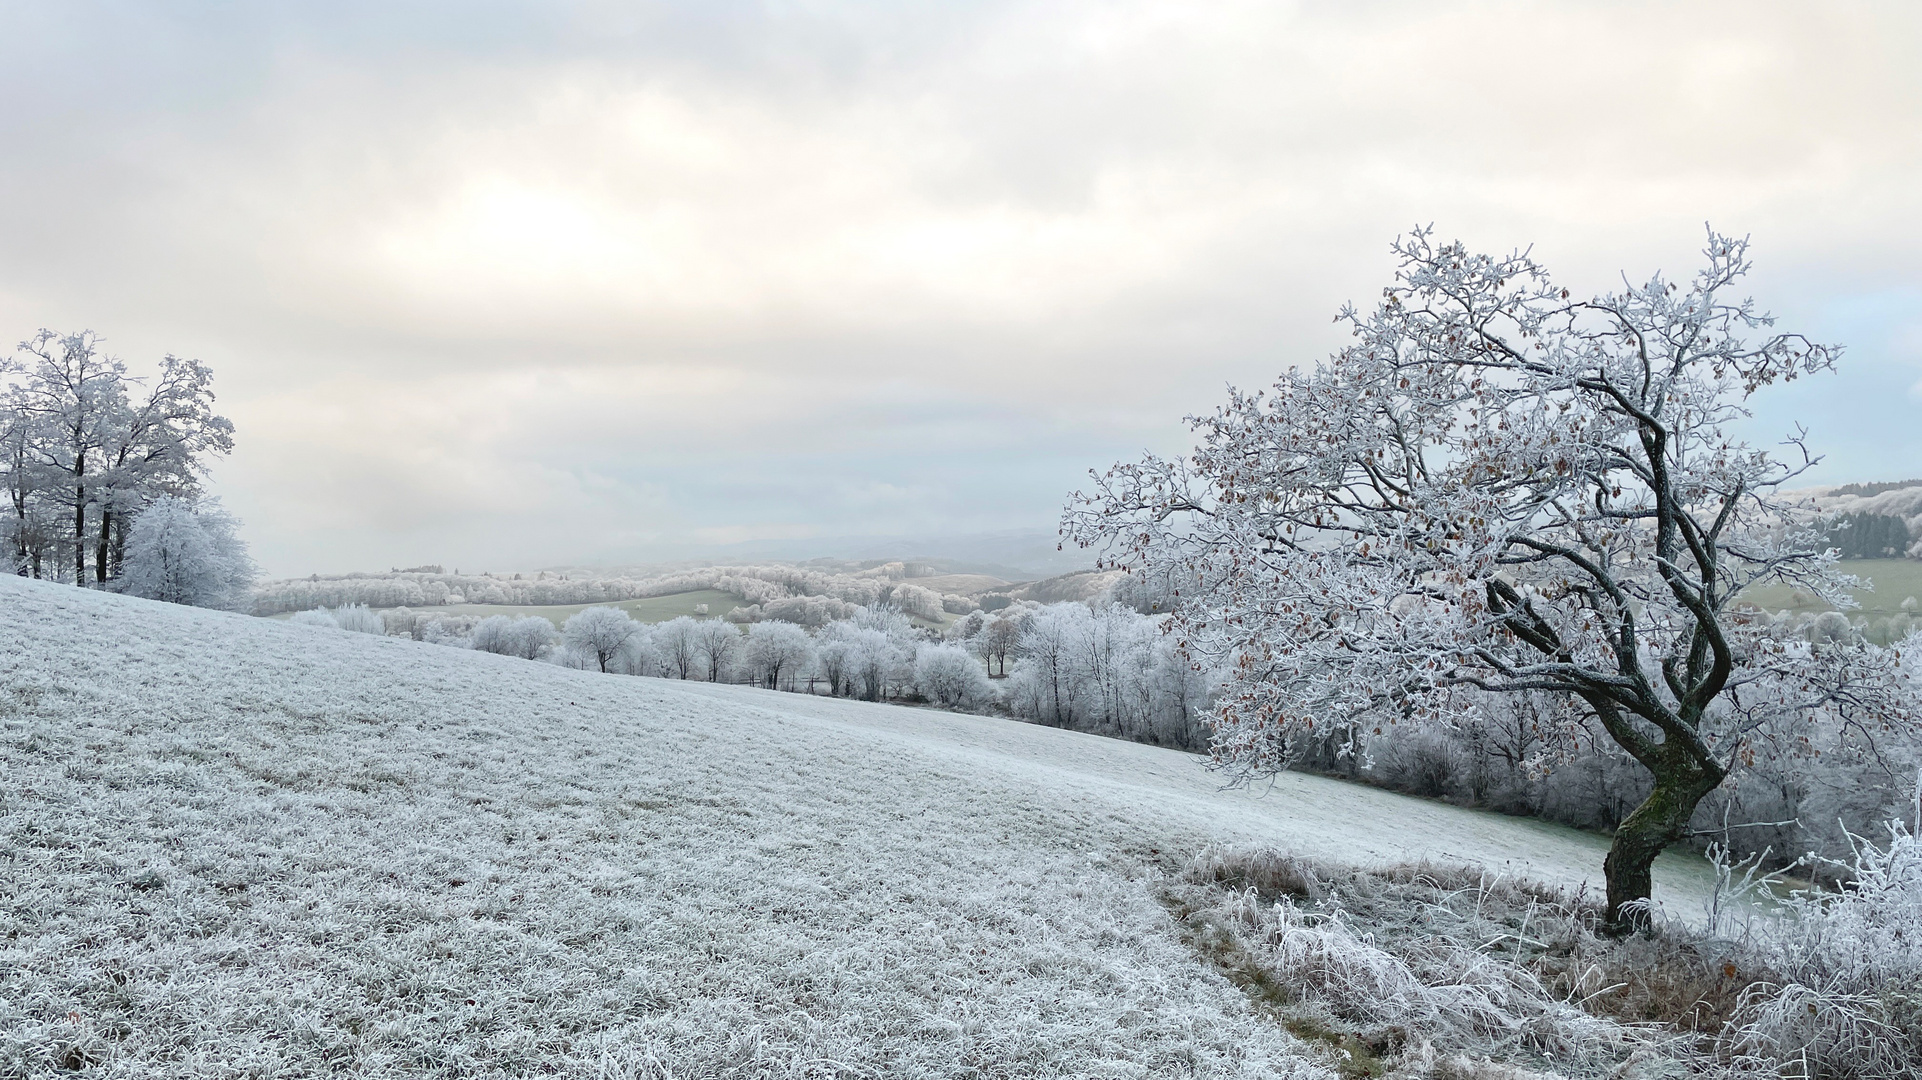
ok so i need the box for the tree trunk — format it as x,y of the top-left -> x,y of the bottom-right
1602,762 -> 1721,934
95,506 -> 112,585
74,483 -> 87,584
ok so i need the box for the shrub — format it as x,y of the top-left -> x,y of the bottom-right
330,603 -> 385,635
1726,797 -> 1922,1078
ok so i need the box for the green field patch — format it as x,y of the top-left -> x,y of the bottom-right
1738,558 -> 1922,618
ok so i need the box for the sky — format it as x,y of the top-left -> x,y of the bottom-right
1,1 -> 1919,577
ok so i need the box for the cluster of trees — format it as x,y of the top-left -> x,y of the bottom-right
964,603 -> 1214,749
1830,479 -> 1922,499
3,329 -> 252,608
3,330 -> 236,585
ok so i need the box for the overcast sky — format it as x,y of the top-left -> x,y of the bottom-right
2,1 -> 1918,576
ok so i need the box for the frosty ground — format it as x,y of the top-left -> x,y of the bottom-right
0,577 -> 1716,1077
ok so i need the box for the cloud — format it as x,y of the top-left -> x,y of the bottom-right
2,1 -> 1919,573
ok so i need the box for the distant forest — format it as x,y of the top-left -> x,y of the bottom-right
1826,511 -> 1912,559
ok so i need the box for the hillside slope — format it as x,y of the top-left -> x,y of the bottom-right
0,578 -> 1712,1077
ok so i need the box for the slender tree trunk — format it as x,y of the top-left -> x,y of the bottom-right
95,506 -> 112,585
110,514 -> 128,579
1602,757 -> 1721,934
73,483 -> 86,584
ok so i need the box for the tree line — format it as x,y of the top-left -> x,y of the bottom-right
285,593 -> 1216,750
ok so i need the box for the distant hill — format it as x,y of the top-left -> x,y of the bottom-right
1825,479 -> 1922,499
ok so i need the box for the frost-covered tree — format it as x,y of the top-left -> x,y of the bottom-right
913,642 -> 993,711
849,627 -> 908,701
117,496 -> 255,609
619,626 -> 663,677
471,614 -> 559,660
692,618 -> 742,682
1014,604 -> 1081,725
814,620 -> 906,701
562,606 -> 641,673
815,623 -> 857,696
1067,229 -> 1915,931
653,616 -> 701,679
745,620 -> 814,691
976,615 -> 1021,677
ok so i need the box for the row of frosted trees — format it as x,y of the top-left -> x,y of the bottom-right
2,330 -> 237,587
290,596 -> 1219,750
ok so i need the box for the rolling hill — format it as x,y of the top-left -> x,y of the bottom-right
0,577 -> 1717,1077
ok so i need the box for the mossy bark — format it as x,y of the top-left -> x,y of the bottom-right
1602,757 -> 1721,935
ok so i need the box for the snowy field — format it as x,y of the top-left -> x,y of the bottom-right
0,576 -> 1715,1077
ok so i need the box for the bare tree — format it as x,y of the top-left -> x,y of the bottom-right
1067,228 -> 1914,932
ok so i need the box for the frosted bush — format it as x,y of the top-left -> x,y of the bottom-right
117,497 -> 255,610
330,603 -> 385,635
469,614 -> 558,660
1727,795 -> 1922,1078
287,608 -> 337,629
913,642 -> 992,710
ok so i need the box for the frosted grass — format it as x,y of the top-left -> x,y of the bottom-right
0,576 -> 1713,1076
